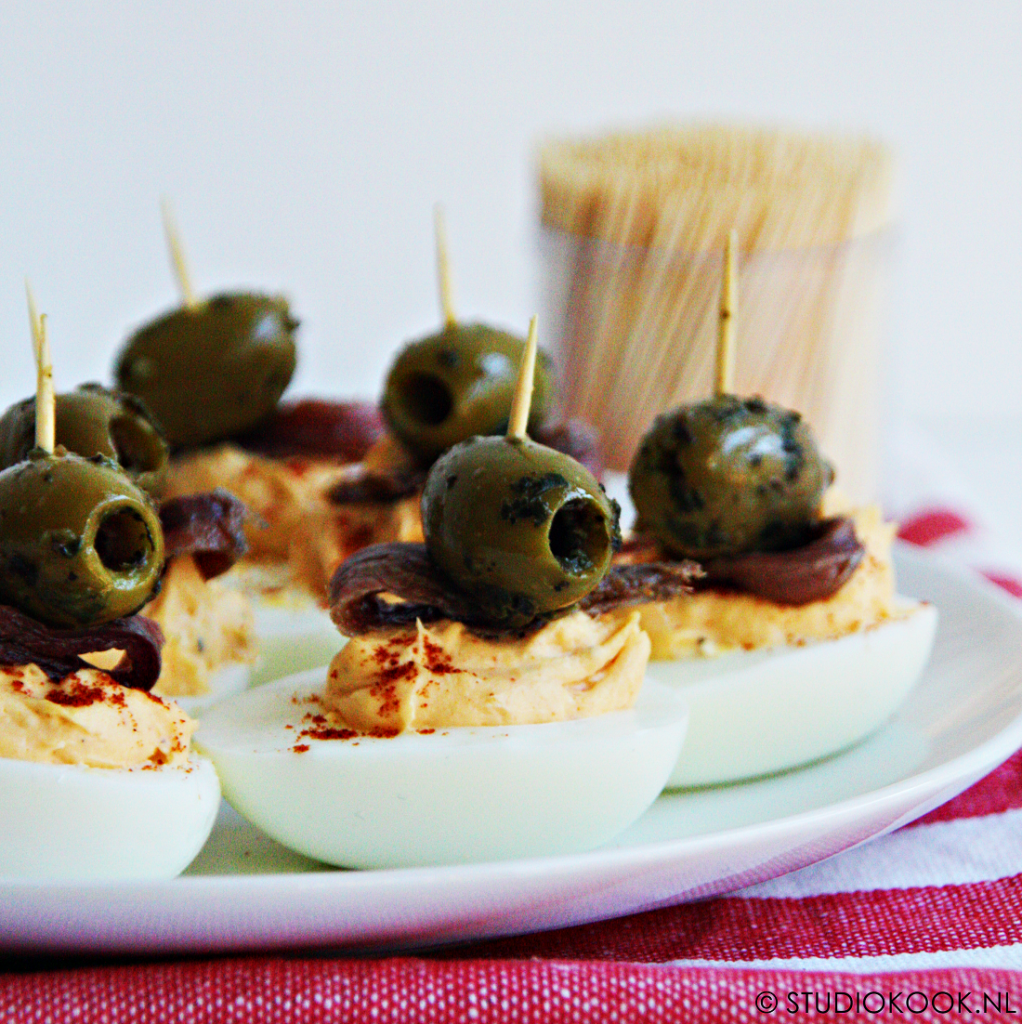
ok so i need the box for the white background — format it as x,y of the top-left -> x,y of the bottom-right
0,1 -> 1019,519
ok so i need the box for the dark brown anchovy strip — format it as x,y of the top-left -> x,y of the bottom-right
328,543 -> 484,636
696,516 -> 865,606
0,605 -> 164,691
234,399 -> 387,462
159,489 -> 250,581
327,468 -> 428,505
328,541 -> 699,639
578,561 -> 702,615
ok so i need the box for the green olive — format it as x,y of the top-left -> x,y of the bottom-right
382,323 -> 554,464
114,292 -> 298,448
0,451 -> 165,628
628,395 -> 833,560
0,385 -> 169,497
421,435 -> 620,628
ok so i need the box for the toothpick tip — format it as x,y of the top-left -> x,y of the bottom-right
162,199 -> 198,308
435,205 -> 457,329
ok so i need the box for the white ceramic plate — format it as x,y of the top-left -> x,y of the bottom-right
2,546 -> 1021,956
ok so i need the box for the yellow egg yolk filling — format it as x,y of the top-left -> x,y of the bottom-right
0,665 -> 195,768
324,610 -> 650,733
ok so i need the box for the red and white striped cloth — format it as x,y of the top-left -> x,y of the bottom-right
3,507 -> 1021,1023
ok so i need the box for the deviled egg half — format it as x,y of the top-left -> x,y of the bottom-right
0,449 -> 219,881
197,663 -> 686,868
0,667 -> 219,881
197,320 -> 691,868
610,232 -> 938,788
622,396 -> 937,787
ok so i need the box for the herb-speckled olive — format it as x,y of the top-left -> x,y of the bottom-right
0,451 -> 165,628
382,323 -> 554,464
114,293 -> 298,448
628,395 -> 833,559
0,385 -> 169,496
421,435 -> 620,628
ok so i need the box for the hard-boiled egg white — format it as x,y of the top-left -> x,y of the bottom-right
647,600 -> 938,787
196,669 -> 689,868
0,755 -> 220,881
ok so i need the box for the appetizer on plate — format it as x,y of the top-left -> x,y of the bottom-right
292,331 -> 602,604
0,310 -> 219,881
618,233 -> 937,785
284,209 -> 604,603
0,382 -> 255,708
112,206 -> 383,607
197,319 -> 690,868
121,207 -> 601,614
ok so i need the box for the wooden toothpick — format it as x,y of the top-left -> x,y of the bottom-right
714,228 -> 738,397
434,204 -> 457,330
507,316 -> 538,440
162,198 -> 198,309
27,284 -> 55,453
26,280 -> 41,362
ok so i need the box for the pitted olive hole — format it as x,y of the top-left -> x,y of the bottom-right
94,508 -> 154,574
547,499 -> 609,575
400,373 -> 453,426
110,416 -> 161,473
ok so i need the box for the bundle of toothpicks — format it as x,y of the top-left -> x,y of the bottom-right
537,123 -> 896,501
